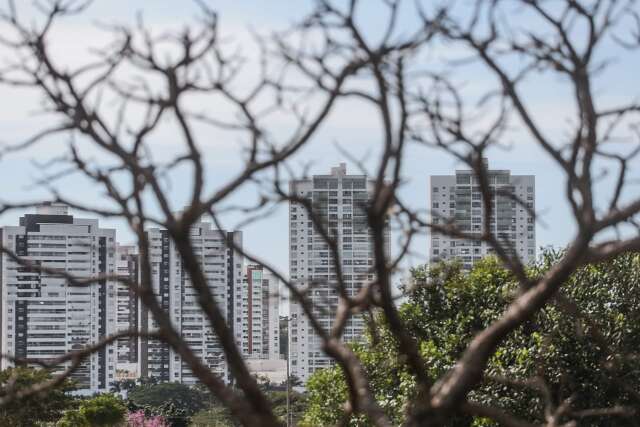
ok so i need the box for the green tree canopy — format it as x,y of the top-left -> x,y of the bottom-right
129,382 -> 208,415
129,382 -> 209,426
80,393 -> 127,426
303,254 -> 640,426
0,367 -> 75,427
57,408 -> 91,427
57,393 -> 126,427
189,388 -> 306,427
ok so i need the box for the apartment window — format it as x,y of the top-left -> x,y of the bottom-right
456,175 -> 471,184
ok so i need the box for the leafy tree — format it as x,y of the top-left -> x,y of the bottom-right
129,382 -> 209,426
57,393 -> 126,427
190,406 -> 236,427
57,408 -> 91,427
190,388 -> 306,427
270,389 -> 307,425
81,393 -> 127,426
0,367 -> 75,427
303,255 -> 640,426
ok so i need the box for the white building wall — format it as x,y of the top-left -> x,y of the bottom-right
265,270 -> 280,360
0,203 -> 117,392
140,223 -> 242,385
429,161 -> 536,269
115,244 -> 139,379
241,265 -> 280,360
288,164 -> 388,382
227,231 -> 244,355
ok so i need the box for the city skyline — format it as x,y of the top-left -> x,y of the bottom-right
0,160 -> 538,391
0,159 -> 545,279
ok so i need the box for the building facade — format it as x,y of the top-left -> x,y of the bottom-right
429,160 -> 536,269
115,244 -> 139,379
241,265 -> 280,360
139,223 -> 243,385
288,164 -> 388,382
0,203 -> 117,392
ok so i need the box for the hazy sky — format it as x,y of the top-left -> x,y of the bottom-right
0,0 -> 638,278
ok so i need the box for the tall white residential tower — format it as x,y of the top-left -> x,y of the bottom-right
288,164 -> 389,382
429,160 -> 536,269
241,264 -> 280,360
139,222 -> 243,384
0,203 -> 117,392
115,244 -> 139,379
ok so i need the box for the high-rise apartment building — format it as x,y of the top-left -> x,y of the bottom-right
429,160 -> 536,269
115,244 -> 139,379
139,222 -> 242,385
0,203 -> 117,392
288,164 -> 388,382
241,265 -> 280,360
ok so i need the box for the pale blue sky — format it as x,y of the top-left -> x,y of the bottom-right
1,0 -> 639,278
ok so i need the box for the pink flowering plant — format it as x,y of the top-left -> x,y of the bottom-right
127,410 -> 168,427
